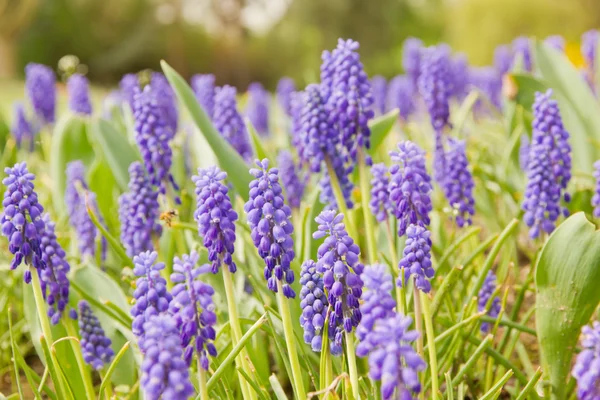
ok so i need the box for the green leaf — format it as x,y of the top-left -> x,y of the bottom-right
535,212 -> 600,398
367,108 -> 399,155
49,115 -> 95,214
161,60 -> 252,198
98,341 -> 131,398
451,90 -> 480,135
90,119 -> 141,191
510,74 -> 549,111
268,375 -> 289,400
87,158 -> 119,232
245,117 -> 274,161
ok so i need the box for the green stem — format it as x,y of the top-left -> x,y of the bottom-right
413,286 -> 424,400
324,156 -> 358,240
198,361 -> 209,400
64,318 -> 96,400
345,332 -> 360,400
222,268 -> 255,400
276,281 -> 306,400
358,150 -> 377,264
99,370 -> 113,400
421,293 -> 439,400
386,220 -> 406,314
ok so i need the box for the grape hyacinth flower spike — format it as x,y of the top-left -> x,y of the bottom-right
276,77 -> 296,117
192,166 -> 238,274
245,159 -> 296,298
246,82 -> 270,136
213,85 -> 253,161
299,260 -> 330,352
78,300 -> 114,370
119,162 -> 163,257
356,264 -> 396,344
313,210 -> 364,354
67,73 -> 93,116
120,73 -> 138,110
1,162 -> 46,283
418,45 -> 451,133
140,314 -> 194,400
369,163 -> 392,222
544,35 -> 565,52
440,138 -> 475,227
277,150 -> 305,209
386,75 -> 414,122
371,75 -> 387,115
572,321 -> 600,400
11,102 -> 35,151
493,44 -> 512,76
582,30 -> 600,90
191,73 -> 216,118
169,251 -> 217,368
25,63 -> 56,126
130,251 -> 173,348
477,271 -> 501,333
402,37 -> 423,88
398,224 -> 434,293
512,36 -> 533,72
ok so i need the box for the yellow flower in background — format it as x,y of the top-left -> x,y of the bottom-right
565,41 -> 585,68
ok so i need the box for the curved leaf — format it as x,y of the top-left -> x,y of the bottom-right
368,108 -> 399,155
245,117 -> 273,162
161,60 -> 252,199
535,212 -> 600,398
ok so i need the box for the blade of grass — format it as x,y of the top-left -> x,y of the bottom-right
85,193 -> 131,265
98,341 -> 131,400
515,368 -> 542,400
8,309 -> 25,399
479,370 -> 514,400
452,334 -> 494,385
269,374 -> 289,400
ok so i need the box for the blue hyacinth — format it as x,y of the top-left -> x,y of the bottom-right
78,300 -> 114,370
572,321 -> 600,400
398,224 -> 434,293
477,271 -> 501,333
440,138 -> 475,227
369,163 -> 392,222
299,259 -> 330,352
276,77 -> 296,117
246,82 -> 270,136
11,102 -> 35,151
402,37 -> 423,88
25,63 -> 56,126
418,46 -> 452,133
371,75 -> 387,115
386,75 -> 415,122
67,73 -> 93,116
356,264 -> 396,343
213,85 -> 253,161
191,73 -> 216,118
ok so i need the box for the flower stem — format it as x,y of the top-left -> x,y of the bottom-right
222,268 -> 256,400
276,281 -> 307,400
198,360 -> 209,400
420,292 -> 440,400
64,317 -> 96,400
386,220 -> 407,314
345,332 -> 360,400
358,150 -> 377,264
413,285 -> 424,400
324,156 -> 358,240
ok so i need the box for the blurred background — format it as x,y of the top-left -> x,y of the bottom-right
1,0 -> 599,88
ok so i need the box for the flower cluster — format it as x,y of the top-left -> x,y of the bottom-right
191,74 -> 216,118
388,141 -> 433,236
11,103 -> 35,151
512,36 -> 532,72
245,159 -> 296,298
418,46 -> 452,132
371,75 -> 387,115
213,85 -> 253,161
120,73 -> 138,110
246,82 -> 270,136
386,75 -> 414,121
277,150 -> 305,209
356,314 -> 425,400
131,251 -> 173,348
572,321 -> 600,400
369,163 -> 392,222
192,166 -> 238,274
451,53 -> 469,100
356,264 -> 395,343
469,66 -> 502,112
289,90 -> 304,150
65,161 -> 106,260
478,271 -> 501,333
1,162 -> 46,282
133,84 -> 178,196
169,251 -> 217,368
119,162 -> 162,257
276,77 -> 296,117
402,37 -> 423,87
313,210 -> 363,355
78,300 -> 114,370
39,214 -> 74,324
140,315 -> 194,400
67,74 -> 93,116
151,73 -> 179,133
440,138 -> 475,227
398,224 -> 434,293
582,30 -> 599,90
299,260 -> 329,352
544,35 -> 565,52
493,44 -> 512,76
25,63 -> 56,126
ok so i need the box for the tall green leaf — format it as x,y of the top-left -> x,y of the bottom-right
161,60 -> 252,198
535,212 -> 600,398
368,108 -> 399,155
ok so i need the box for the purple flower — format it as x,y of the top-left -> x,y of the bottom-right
131,251 -> 173,349
592,161 -> 600,218
78,300 -> 114,370
469,66 -> 502,112
11,102 -> 35,151
313,210 -> 363,355
418,46 -> 452,133
371,75 -> 387,115
572,321 -> 600,400
519,135 -> 530,171
276,77 -> 296,117
369,163 -> 392,222
213,85 -> 253,161
582,30 -> 599,71
192,166 -> 238,274
133,84 -> 178,196
246,82 -> 270,136
356,264 -> 395,343
39,214 -> 74,324
402,37 -> 423,88
388,141 -> 433,237
277,150 -> 305,209
67,74 -> 93,116
119,162 -> 162,257
356,313 -> 425,400
151,73 -> 179,133
289,90 -> 304,150
544,35 -> 565,52
477,271 -> 501,333
398,224 -> 434,293
169,251 -> 217,368
512,36 -> 533,72
245,159 -> 296,298
65,161 -> 106,260
120,73 -> 138,110
440,138 -> 475,227
299,259 -> 329,352
1,162 -> 46,282
386,75 -> 414,121
451,53 -> 469,100
493,44 -> 512,76
25,63 -> 56,126
322,38 -> 375,164
191,74 -> 216,118
140,314 -> 194,400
